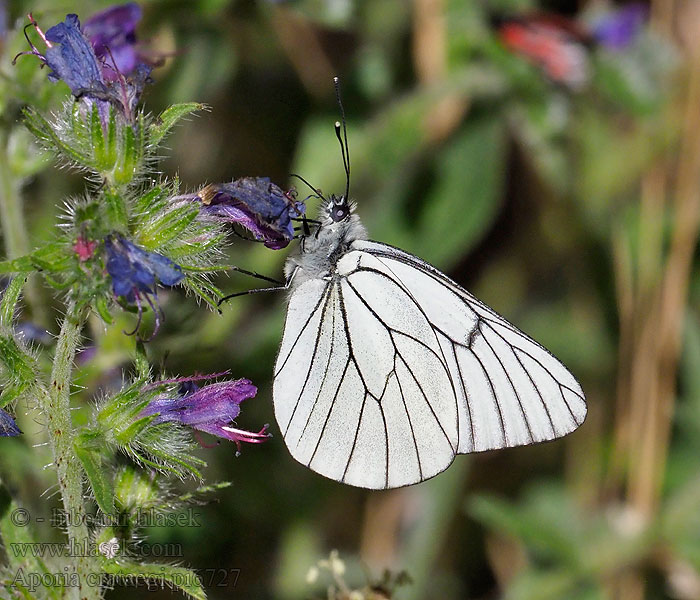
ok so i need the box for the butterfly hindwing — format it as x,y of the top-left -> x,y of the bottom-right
274,255 -> 458,489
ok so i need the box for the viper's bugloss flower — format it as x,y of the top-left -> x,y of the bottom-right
105,235 -> 184,304
0,408 -> 21,437
140,378 -> 270,454
592,3 -> 647,50
197,177 -> 305,250
15,12 -> 151,119
44,14 -> 108,99
83,3 -> 144,81
15,322 -> 52,345
74,235 -> 98,262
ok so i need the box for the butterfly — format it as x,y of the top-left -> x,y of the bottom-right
223,79 -> 587,489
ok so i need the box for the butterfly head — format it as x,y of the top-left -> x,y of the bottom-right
328,194 -> 351,223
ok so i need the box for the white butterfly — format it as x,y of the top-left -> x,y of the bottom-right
260,82 -> 584,489
273,192 -> 586,489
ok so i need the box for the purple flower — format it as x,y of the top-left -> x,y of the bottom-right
83,3 -> 143,81
44,14 -> 108,99
104,235 -> 184,337
14,12 -> 151,119
0,408 -> 21,437
15,322 -> 52,345
104,235 -> 184,303
592,3 -> 647,50
141,378 -> 270,454
197,177 -> 305,250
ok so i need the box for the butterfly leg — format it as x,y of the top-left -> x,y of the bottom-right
217,268 -> 298,309
227,265 -> 284,286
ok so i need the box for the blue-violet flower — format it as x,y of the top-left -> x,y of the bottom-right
0,408 -> 21,437
592,3 -> 647,50
105,235 -> 183,302
197,177 -> 305,250
104,235 -> 184,336
83,3 -> 145,81
140,378 -> 270,454
15,12 -> 151,119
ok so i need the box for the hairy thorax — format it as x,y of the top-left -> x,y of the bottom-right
284,213 -> 367,288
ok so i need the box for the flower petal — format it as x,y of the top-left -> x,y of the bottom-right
0,408 -> 22,437
199,177 -> 305,249
45,14 -> 107,97
104,235 -> 184,300
83,3 -> 143,80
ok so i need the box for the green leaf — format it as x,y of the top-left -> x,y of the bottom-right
137,204 -> 200,249
414,114 -> 507,267
150,103 -> 206,146
362,112 -> 506,269
0,242 -> 70,274
469,489 -> 581,567
102,189 -> 129,231
134,186 -> 170,215
182,277 -> 223,310
0,335 -> 37,389
106,106 -> 118,168
114,414 -> 157,446
97,381 -> 149,432
167,232 -> 226,259
22,108 -> 90,165
74,439 -> 115,515
0,383 -> 29,409
0,277 -> 26,327
172,481 -> 232,505
115,123 -> 138,185
29,241 -> 71,272
0,258 -> 33,274
95,296 -> 115,324
101,561 -> 206,600
133,342 -> 150,380
91,102 -> 107,168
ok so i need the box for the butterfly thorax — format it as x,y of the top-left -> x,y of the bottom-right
284,198 -> 367,288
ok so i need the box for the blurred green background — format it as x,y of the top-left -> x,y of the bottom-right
2,0 -> 700,598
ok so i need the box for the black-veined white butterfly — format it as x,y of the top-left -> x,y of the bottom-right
222,79 -> 586,489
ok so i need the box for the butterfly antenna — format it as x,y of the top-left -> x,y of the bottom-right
290,173 -> 327,202
333,77 -> 351,202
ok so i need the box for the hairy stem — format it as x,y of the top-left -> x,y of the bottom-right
45,300 -> 99,600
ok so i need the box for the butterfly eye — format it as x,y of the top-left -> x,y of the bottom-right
330,202 -> 349,222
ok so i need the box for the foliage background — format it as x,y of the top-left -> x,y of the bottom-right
1,0 -> 699,599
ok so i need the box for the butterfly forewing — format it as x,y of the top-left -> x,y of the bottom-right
353,240 -> 587,450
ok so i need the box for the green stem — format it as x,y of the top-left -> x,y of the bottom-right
0,138 -> 46,322
44,300 -> 100,600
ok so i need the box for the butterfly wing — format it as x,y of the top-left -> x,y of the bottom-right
353,240 -> 587,454
274,265 -> 459,489
273,241 -> 586,489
